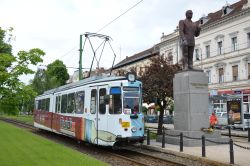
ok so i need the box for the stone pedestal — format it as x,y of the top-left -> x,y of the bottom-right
174,70 -> 209,130
162,70 -> 226,146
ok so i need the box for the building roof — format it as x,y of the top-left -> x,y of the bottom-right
201,0 -> 248,28
113,0 -> 249,70
113,45 -> 159,69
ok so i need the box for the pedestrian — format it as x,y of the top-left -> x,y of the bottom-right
210,112 -> 218,129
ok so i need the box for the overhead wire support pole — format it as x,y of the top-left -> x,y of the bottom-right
79,35 -> 87,80
79,35 -> 83,80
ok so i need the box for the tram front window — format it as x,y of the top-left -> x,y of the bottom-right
123,92 -> 140,114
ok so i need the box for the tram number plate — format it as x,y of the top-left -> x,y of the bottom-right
122,122 -> 130,128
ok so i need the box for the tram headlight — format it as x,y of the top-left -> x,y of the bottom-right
131,127 -> 137,133
126,72 -> 136,82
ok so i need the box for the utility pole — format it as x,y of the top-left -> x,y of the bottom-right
79,34 -> 83,80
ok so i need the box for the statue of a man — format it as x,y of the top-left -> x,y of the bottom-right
179,10 -> 201,70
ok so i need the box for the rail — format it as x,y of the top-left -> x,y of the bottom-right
0,117 -> 183,166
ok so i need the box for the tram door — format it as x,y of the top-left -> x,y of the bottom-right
90,86 -> 108,145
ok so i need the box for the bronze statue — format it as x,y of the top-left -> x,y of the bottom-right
179,10 -> 201,70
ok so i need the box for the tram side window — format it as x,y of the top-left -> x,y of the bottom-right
75,91 -> 85,114
90,89 -> 97,114
45,98 -> 50,112
55,96 -> 60,113
38,100 -> 42,110
61,94 -> 67,113
99,88 -> 106,114
41,99 -> 46,111
109,87 -> 122,114
67,93 -> 75,113
35,100 -> 38,110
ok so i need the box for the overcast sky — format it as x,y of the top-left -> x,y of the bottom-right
0,0 -> 240,83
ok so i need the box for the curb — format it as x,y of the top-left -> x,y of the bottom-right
138,144 -> 232,166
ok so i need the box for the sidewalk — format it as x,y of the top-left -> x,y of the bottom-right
144,139 -> 250,166
145,123 -> 250,166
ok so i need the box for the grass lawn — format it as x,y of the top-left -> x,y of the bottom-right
0,121 -> 107,166
0,114 -> 33,125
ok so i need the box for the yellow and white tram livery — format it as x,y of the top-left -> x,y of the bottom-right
34,73 -> 144,147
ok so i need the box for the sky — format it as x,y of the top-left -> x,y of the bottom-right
0,0 -> 240,83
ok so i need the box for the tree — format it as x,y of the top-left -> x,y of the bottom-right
31,60 -> 69,95
32,68 -> 60,95
0,27 -> 45,115
140,56 -> 181,135
47,60 -> 69,86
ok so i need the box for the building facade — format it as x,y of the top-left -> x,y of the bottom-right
159,0 -> 250,125
112,0 -> 250,120
112,46 -> 159,77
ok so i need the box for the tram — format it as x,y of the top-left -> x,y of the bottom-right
33,73 -> 144,147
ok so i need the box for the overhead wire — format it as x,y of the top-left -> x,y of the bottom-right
41,0 -> 145,70
96,0 -> 144,33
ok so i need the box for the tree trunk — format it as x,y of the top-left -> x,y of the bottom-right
157,99 -> 167,135
157,107 -> 164,135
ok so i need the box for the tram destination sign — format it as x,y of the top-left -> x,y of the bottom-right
244,114 -> 250,119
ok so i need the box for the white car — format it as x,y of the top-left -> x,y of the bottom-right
215,112 -> 228,129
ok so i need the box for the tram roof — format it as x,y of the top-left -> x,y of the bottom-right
38,75 -> 131,97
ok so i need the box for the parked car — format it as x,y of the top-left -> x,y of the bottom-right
163,115 -> 174,124
215,112 -> 228,129
145,115 -> 158,123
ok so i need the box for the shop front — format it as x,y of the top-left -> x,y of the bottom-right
209,89 -> 250,130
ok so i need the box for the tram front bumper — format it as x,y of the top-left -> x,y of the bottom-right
116,136 -> 144,143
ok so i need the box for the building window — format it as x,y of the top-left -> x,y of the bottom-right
168,52 -> 173,63
218,68 -> 224,83
195,49 -> 200,60
232,65 -> 238,81
206,70 -> 211,83
248,33 -> 250,48
218,41 -> 223,55
231,37 -> 238,51
206,45 -> 210,58
248,63 -> 250,79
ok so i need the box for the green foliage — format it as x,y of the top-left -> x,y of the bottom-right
0,27 -> 45,115
32,68 -> 59,95
142,106 -> 148,113
47,59 -> 69,86
0,121 -> 107,166
140,56 -> 181,134
31,59 -> 69,95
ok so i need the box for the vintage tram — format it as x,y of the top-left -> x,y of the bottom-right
34,73 -> 144,147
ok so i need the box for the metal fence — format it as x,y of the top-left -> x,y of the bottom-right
145,127 -> 250,165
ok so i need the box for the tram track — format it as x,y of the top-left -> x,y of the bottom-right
0,117 -> 184,166
1,118 -> 233,166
